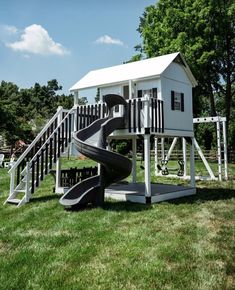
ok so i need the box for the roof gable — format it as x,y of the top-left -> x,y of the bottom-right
70,52 -> 197,91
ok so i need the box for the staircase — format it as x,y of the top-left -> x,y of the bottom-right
5,103 -> 106,206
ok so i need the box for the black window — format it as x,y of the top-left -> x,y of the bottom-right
171,91 -> 184,112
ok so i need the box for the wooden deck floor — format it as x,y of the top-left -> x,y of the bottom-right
105,182 -> 196,204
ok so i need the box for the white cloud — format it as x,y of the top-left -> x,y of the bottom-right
3,25 -> 18,34
95,35 -> 124,46
6,24 -> 70,56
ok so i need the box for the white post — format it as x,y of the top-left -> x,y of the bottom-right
143,93 -> 150,128
9,168 -> 15,195
25,162 -> 31,202
132,137 -> 137,183
165,137 -> 178,161
144,134 -> 151,199
190,138 -> 195,188
222,120 -> 228,180
129,80 -> 133,99
74,91 -> 79,106
216,118 -> 222,181
55,106 -> 63,192
161,138 -> 165,160
182,137 -> 187,177
193,138 -> 216,180
154,137 -> 158,175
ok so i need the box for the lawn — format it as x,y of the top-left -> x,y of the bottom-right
0,158 -> 234,290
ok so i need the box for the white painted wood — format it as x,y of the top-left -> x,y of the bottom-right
154,137 -> 158,175
143,94 -> 150,128
73,91 -> 79,105
193,116 -> 226,123
182,137 -> 187,177
193,138 -> 216,180
25,162 -> 31,202
161,68 -> 193,133
165,137 -> 178,161
144,134 -> 151,197
190,138 -> 195,187
222,120 -> 228,180
9,107 -> 64,174
70,52 -> 197,92
161,138 -> 165,160
216,119 -> 222,181
55,107 -> 63,191
132,137 -> 137,183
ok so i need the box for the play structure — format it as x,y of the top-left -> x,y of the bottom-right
155,115 -> 228,181
5,52 -> 216,207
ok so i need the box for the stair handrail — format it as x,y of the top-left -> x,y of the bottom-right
29,106 -> 76,164
9,107 -> 64,173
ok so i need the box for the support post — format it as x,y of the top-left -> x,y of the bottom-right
132,137 -> 137,183
129,80 -> 134,99
190,138 -> 195,188
55,107 -> 63,192
222,120 -> 228,180
144,134 -> 151,202
165,137 -> 178,161
154,137 -> 158,175
161,138 -> 165,160
193,138 -> 216,180
9,168 -> 15,195
182,137 -> 187,177
25,162 -> 31,202
73,91 -> 79,106
216,118 -> 222,181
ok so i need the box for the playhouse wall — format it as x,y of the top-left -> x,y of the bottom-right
161,63 -> 193,132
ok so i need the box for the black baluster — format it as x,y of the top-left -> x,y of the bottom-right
133,99 -> 136,133
41,149 -> 44,181
31,160 -> 35,194
49,137 -> 53,169
45,143 -> 49,175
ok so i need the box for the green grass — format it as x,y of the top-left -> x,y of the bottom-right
0,159 -> 234,289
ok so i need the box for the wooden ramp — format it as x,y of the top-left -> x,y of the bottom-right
105,182 -> 196,204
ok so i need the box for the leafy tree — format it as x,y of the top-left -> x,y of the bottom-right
136,0 -> 235,147
0,79 -> 87,147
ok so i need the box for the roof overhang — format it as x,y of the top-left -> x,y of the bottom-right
70,52 -> 197,92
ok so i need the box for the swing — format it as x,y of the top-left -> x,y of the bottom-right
158,159 -> 184,176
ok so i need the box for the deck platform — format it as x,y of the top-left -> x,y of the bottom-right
105,182 -> 196,204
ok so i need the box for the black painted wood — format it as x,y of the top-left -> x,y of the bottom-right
45,143 -> 49,175
31,160 -> 35,194
128,100 -> 131,133
138,98 -> 141,132
133,99 -> 136,133
40,149 -> 44,181
36,154 -> 40,187
49,137 -> 53,169
161,101 -> 164,133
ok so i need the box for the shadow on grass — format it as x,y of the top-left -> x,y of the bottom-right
27,187 -> 235,210
65,200 -> 152,213
30,194 -> 59,203
167,187 -> 235,205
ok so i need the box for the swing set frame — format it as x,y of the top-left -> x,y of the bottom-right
155,116 -> 228,181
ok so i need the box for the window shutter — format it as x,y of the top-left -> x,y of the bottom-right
152,88 -> 157,98
138,90 -> 142,98
171,91 -> 175,110
181,93 -> 184,112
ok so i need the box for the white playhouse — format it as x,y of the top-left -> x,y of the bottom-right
70,52 -> 197,204
6,52 -> 202,206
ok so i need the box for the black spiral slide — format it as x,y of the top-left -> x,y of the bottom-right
59,94 -> 132,208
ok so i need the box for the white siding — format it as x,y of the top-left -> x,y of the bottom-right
136,78 -> 161,99
161,64 -> 193,132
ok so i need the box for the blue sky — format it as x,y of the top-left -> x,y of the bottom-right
0,0 -> 156,102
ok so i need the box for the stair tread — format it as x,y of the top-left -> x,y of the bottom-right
15,189 -> 26,193
7,198 -> 21,204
